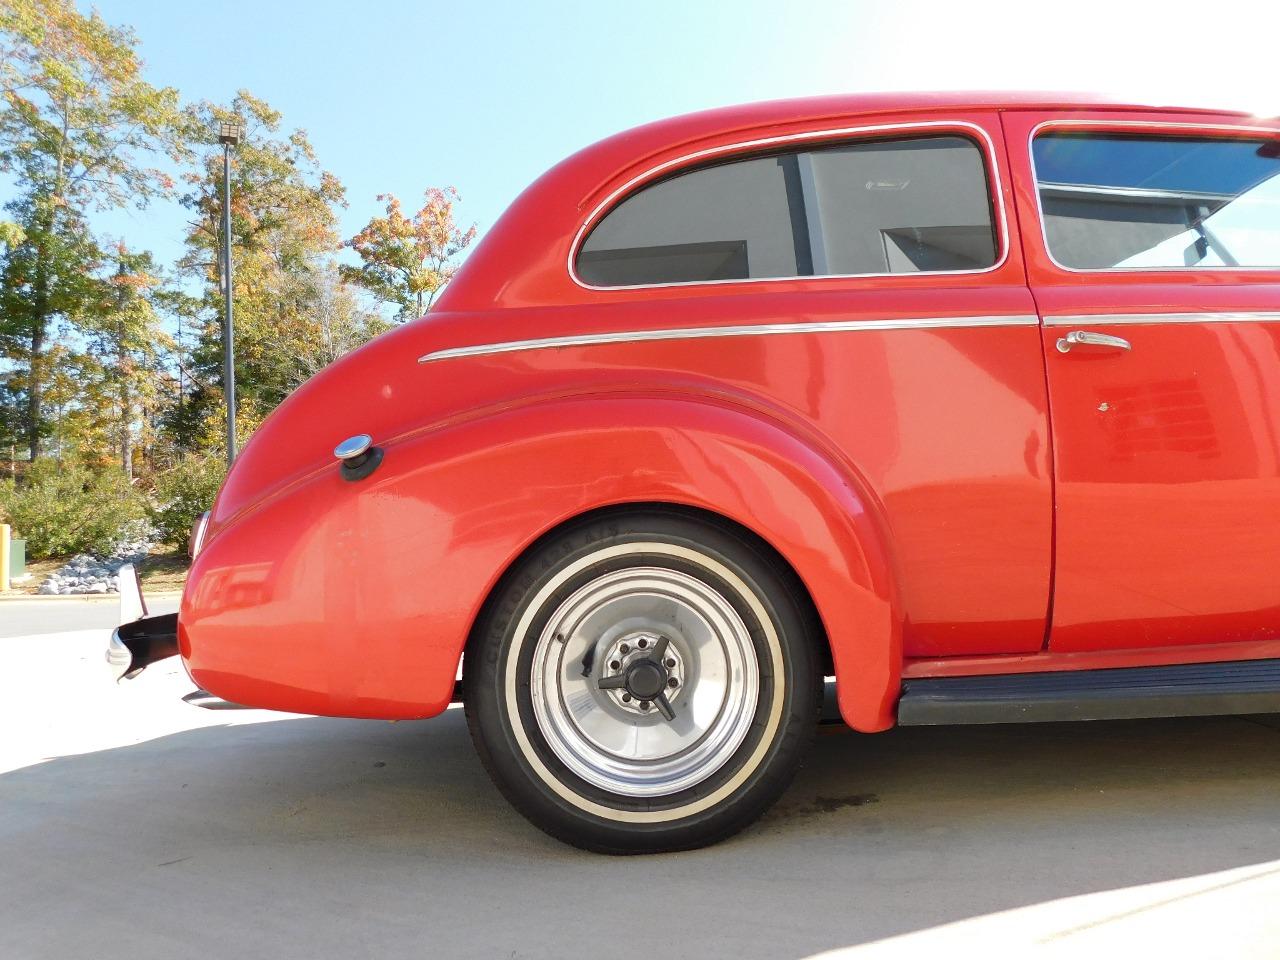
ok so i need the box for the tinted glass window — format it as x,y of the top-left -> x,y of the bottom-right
576,135 -> 998,287
1033,132 -> 1280,269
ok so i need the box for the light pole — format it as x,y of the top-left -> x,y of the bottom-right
217,119 -> 243,466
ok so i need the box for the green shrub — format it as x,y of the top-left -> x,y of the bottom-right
0,461 -> 146,560
147,455 -> 225,549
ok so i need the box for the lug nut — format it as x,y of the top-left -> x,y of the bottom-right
665,658 -> 676,668
622,693 -> 632,703
668,677 -> 679,687
640,700 -> 651,710
638,638 -> 648,648
610,660 -> 621,670
620,643 -> 630,654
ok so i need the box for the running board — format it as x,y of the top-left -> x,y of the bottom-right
897,658 -> 1280,725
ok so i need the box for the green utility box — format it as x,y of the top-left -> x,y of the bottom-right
10,538 -> 25,580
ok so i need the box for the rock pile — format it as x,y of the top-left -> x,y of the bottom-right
37,526 -> 155,595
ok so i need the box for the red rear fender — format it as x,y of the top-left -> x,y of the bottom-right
180,395 -> 901,730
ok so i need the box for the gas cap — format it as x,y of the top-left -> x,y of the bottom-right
334,433 -> 383,481
334,434 -> 372,461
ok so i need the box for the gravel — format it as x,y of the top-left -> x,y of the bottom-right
36,525 -> 155,596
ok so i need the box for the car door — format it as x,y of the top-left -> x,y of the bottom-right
1004,109 -> 1280,653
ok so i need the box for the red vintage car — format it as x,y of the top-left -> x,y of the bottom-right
109,92 -> 1280,853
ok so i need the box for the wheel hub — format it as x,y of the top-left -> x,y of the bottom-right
596,631 -> 684,718
528,563 -> 760,797
624,659 -> 665,700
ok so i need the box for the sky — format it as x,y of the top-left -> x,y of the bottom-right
77,0 -> 1280,274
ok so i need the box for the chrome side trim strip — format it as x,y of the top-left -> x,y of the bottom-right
419,314 -> 1039,363
1044,312 -> 1280,327
567,119 -> 1013,292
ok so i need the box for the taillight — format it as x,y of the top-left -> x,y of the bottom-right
189,511 -> 211,560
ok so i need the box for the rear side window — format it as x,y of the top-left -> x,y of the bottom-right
575,134 -> 998,287
1033,132 -> 1280,270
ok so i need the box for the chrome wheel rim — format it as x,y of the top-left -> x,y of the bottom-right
529,565 -> 760,798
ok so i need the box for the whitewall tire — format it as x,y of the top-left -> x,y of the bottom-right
465,510 -> 820,853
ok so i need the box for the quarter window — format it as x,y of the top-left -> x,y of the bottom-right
575,134 -> 998,287
1033,132 -> 1280,270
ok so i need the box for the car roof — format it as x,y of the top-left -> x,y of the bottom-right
584,92 -> 1256,157
625,90 -> 1248,128
433,92 -> 1268,313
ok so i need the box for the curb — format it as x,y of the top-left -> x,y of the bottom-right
0,590 -> 185,602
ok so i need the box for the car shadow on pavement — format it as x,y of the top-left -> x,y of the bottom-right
4,708 -> 1280,959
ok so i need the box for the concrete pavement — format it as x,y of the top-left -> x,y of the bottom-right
3,601 -> 1280,958
0,594 -> 180,638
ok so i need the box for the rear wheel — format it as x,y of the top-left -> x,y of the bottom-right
465,510 -> 820,853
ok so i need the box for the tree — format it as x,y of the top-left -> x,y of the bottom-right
0,0 -> 187,461
1,5 -> 465,492
176,92 -> 350,445
283,264 -> 390,384
40,340 -> 104,463
342,188 -> 476,322
0,187 -> 101,459
79,244 -> 172,476
0,375 -> 24,475
150,284 -> 207,459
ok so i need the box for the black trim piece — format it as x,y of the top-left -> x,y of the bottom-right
340,446 -> 383,482
116,613 -> 179,673
898,658 -> 1280,725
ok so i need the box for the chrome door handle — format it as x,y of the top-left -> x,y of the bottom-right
1055,330 -> 1132,354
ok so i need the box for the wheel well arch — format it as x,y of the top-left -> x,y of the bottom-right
461,500 -> 836,688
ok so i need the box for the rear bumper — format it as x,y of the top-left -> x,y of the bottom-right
107,613 -> 180,681
106,563 -> 179,681
106,625 -> 135,681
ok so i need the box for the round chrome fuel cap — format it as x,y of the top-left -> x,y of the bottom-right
334,433 -> 373,461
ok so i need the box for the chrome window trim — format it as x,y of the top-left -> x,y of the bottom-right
1039,182 -> 1234,203
418,314 -> 1039,363
1028,119 -> 1280,276
1043,311 -> 1280,327
567,120 -> 1012,292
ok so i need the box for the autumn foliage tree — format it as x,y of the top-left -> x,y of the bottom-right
157,90 -> 399,459
342,188 -> 476,321
82,245 -> 172,475
0,2 -> 477,559
0,0 -> 186,461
